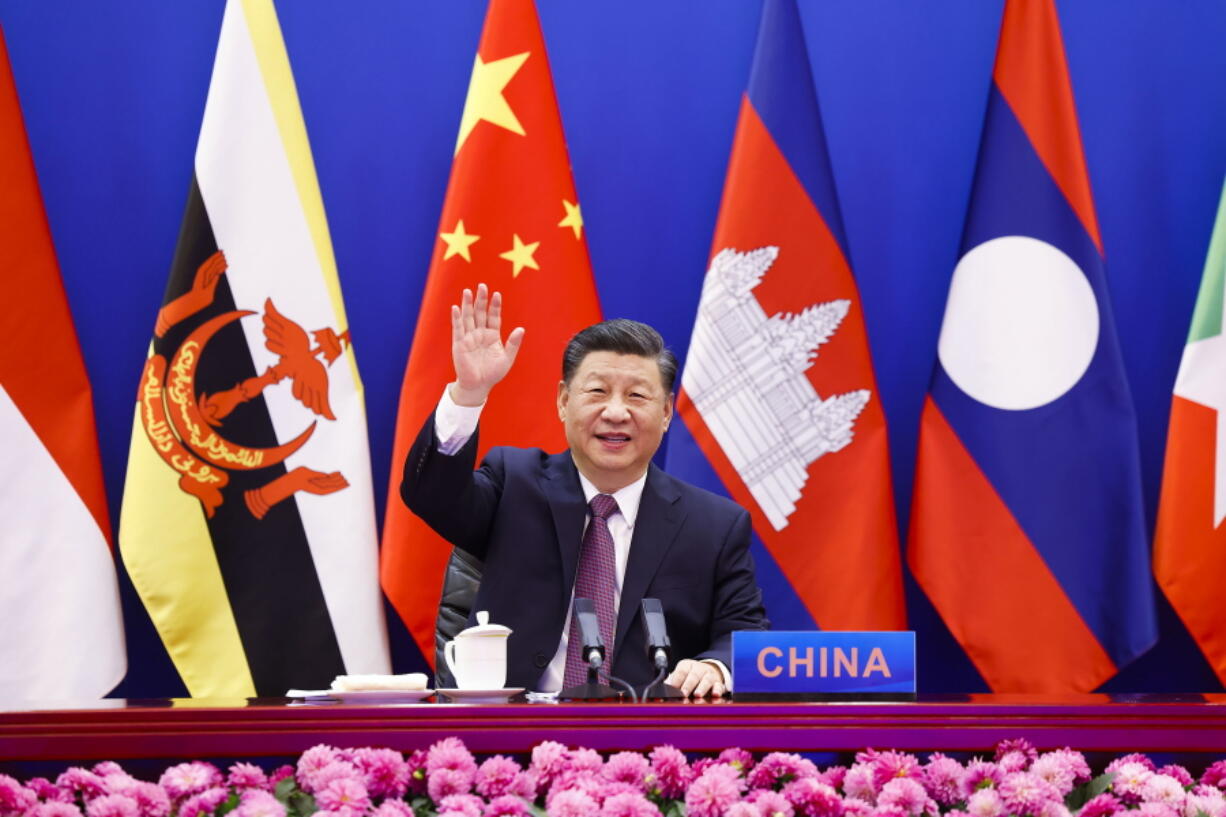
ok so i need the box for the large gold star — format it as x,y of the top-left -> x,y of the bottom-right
558,199 -> 583,240
454,52 -> 530,155
439,219 -> 480,262
499,234 -> 540,277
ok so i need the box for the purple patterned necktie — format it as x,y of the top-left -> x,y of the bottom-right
563,493 -> 619,687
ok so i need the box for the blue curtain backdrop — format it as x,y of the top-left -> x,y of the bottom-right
1,0 -> 1224,696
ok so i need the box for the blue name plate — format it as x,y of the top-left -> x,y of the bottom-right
732,631 -> 916,694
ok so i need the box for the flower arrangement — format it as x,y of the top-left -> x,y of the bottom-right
2,738 -> 1224,817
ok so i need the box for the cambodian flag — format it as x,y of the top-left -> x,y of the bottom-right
667,0 -> 906,633
906,0 -> 1157,691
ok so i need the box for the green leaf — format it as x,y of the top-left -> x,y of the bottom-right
662,800 -> 686,817
274,778 -> 298,803
1065,772 -> 1115,812
215,792 -> 241,817
527,803 -> 548,817
285,790 -> 317,817
408,796 -> 435,817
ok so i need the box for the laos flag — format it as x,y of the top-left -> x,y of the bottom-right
667,0 -> 906,633
906,0 -> 1156,691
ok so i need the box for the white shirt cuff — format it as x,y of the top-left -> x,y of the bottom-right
434,385 -> 483,455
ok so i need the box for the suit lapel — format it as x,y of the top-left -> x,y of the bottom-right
541,452 -> 587,610
614,464 -> 684,663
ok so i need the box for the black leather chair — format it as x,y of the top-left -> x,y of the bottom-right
433,547 -> 483,688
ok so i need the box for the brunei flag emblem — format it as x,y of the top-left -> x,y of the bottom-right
119,0 -> 389,698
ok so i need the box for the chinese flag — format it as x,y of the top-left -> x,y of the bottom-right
380,0 -> 602,666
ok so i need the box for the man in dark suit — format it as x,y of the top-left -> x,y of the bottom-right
401,283 -> 768,697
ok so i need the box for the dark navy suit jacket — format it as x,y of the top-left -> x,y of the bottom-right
401,416 -> 769,690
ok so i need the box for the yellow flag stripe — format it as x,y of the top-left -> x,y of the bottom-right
237,0 -> 363,390
118,398 -> 255,698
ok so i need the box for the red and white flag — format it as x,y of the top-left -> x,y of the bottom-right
380,0 -> 603,667
0,25 -> 125,700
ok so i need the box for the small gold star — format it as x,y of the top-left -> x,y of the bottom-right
499,234 -> 540,277
558,199 -> 584,240
439,219 -> 481,262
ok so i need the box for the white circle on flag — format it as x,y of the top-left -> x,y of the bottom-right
937,235 -> 1099,411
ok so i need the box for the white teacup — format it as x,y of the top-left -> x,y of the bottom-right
444,610 -> 511,690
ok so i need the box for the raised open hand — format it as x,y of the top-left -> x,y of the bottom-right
450,283 -> 525,406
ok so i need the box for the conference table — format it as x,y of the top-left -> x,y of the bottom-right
2,694 -> 1225,767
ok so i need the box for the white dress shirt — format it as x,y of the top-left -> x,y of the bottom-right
432,386 -> 729,692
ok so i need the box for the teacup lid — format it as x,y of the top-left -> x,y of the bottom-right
458,610 -> 512,638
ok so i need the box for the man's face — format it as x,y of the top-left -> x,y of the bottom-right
557,350 -> 673,493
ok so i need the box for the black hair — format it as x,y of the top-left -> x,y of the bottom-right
561,318 -> 678,392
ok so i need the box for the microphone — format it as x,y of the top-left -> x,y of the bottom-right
640,598 -> 684,700
641,598 -> 671,670
574,597 -> 606,669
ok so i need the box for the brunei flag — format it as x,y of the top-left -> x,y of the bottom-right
666,0 -> 906,634
0,24 -> 125,700
380,0 -> 603,667
907,0 -> 1156,692
1155,178 -> 1226,686
119,0 -> 389,697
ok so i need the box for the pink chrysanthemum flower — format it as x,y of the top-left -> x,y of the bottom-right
160,763 -> 223,802
784,778 -> 845,817
727,803 -> 762,817
995,739 -> 1038,765
1158,766 -> 1194,788
530,742 -> 570,786
876,779 -> 927,817
1112,762 -> 1154,805
1107,755 -> 1157,776
1038,801 -> 1071,817
92,764 -> 125,779
870,805 -> 909,817
750,789 -> 797,817
476,756 -> 522,799
963,761 -> 1002,793
548,769 -> 603,802
1138,803 -> 1180,817
233,790 -> 285,817
57,769 -> 107,800
720,748 -> 756,774
437,794 -> 483,817
483,795 -> 530,817
1030,754 -> 1077,797
268,766 -> 295,787
101,775 -> 140,798
1046,750 -> 1091,786
965,788 -> 1005,817
841,798 -> 873,817
405,750 -> 428,796
353,748 -> 409,799
126,783 -> 170,817
1202,761 -> 1226,790
1080,793 -> 1124,817
692,759 -> 719,778
372,802 -> 414,817
227,763 -> 269,792
315,776 -> 371,817
569,748 -> 604,776
921,754 -> 966,806
301,762 -> 360,797
27,777 -> 71,804
600,790 -> 662,817
604,752 -> 650,790
428,768 -> 473,802
821,767 -> 849,792
428,738 -> 479,780
0,774 -> 36,815
860,751 -> 920,790
999,771 -> 1060,816
177,787 -> 228,817
749,755 -> 819,792
648,746 -> 694,799
1185,790 -> 1226,817
546,789 -> 598,817
842,766 -> 877,803
945,811 -> 969,817
28,804 -> 85,817
1142,775 -> 1187,810
686,766 -> 742,817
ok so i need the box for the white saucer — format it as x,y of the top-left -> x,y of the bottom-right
290,688 -> 434,703
436,687 -> 525,702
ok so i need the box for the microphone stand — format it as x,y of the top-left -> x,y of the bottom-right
559,651 -> 630,701
641,647 -> 685,700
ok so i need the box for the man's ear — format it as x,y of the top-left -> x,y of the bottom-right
557,380 -> 569,420
663,392 -> 674,430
